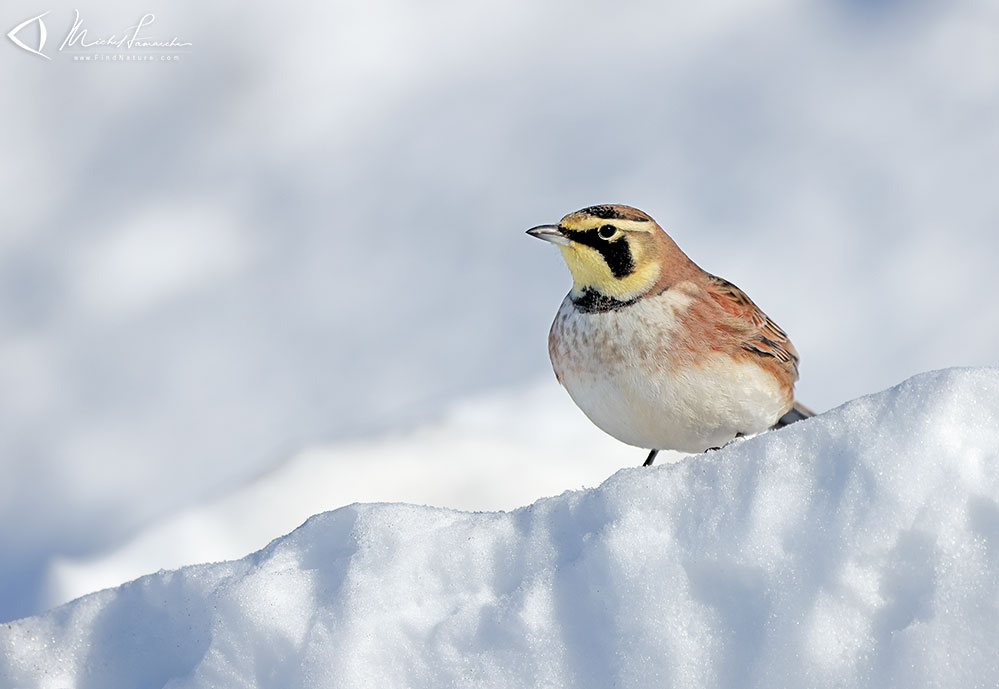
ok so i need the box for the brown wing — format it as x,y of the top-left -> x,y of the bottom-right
704,275 -> 800,379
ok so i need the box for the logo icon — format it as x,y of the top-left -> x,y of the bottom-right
7,11 -> 51,59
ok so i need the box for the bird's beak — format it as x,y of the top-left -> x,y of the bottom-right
526,224 -> 571,246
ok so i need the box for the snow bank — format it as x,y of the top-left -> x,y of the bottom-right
4,0 -> 999,623
4,368 -> 999,688
43,383 -> 666,609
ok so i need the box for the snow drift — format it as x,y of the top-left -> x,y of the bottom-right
3,368 -> 999,689
6,0 -> 999,624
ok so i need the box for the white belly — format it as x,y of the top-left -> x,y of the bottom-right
549,293 -> 788,453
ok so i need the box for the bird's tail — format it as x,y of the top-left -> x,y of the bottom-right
772,401 -> 814,429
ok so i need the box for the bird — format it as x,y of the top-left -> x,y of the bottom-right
527,204 -> 812,467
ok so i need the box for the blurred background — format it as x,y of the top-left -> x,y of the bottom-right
2,0 -> 997,622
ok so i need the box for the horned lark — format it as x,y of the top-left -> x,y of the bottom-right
528,204 -> 811,466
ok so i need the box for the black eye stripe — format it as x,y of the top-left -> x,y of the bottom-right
563,228 -> 635,279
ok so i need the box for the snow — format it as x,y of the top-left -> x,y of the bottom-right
42,383 -> 671,609
4,367 -> 999,688
3,0 -> 999,623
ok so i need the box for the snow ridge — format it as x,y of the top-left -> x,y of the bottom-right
3,368 -> 999,689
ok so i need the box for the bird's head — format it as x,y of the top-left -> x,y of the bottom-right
528,204 -> 689,303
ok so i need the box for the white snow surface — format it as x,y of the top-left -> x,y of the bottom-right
3,0 -> 999,622
4,368 -> 999,689
43,382 -> 673,609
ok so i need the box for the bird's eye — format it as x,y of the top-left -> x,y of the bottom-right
598,225 -> 617,240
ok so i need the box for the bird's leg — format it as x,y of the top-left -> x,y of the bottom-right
642,449 -> 659,467
707,433 -> 745,453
